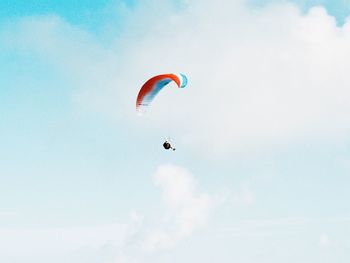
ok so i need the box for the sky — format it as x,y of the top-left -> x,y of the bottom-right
0,0 -> 350,262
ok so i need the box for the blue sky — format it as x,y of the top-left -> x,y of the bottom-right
1,0 -> 350,262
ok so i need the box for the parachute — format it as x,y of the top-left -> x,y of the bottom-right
136,73 -> 187,113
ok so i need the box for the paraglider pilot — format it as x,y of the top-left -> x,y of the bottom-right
163,140 -> 175,151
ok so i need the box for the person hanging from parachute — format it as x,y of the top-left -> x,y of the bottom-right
163,139 -> 175,151
136,73 -> 187,150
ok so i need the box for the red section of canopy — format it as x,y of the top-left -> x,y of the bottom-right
136,74 -> 180,110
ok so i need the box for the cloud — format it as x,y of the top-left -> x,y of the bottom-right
1,15 -> 121,116
108,164 -> 218,262
141,164 -> 216,253
118,1 -> 350,154
4,1 -> 350,156
0,211 -> 18,218
0,224 -> 128,263
0,164 -> 217,263
319,233 -> 332,248
232,185 -> 256,206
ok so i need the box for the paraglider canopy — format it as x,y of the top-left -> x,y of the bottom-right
136,73 -> 187,114
136,73 -> 187,151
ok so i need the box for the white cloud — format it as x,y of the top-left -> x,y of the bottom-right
4,1 -> 350,156
0,211 -> 18,218
1,2 -> 350,262
114,1 -> 350,155
0,224 -> 128,263
319,233 -> 332,248
141,164 -> 216,253
232,185 -> 256,206
1,15 -> 121,117
0,165 -> 217,263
